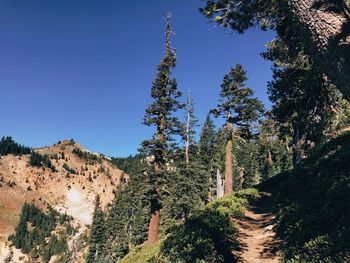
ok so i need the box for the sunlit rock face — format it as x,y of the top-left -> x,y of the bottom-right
55,187 -> 94,225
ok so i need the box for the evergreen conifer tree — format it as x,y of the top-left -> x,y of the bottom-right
162,160 -> 208,227
102,160 -> 149,261
212,64 -> 264,194
199,113 -> 216,166
86,195 -> 106,263
264,38 -> 349,166
257,117 -> 292,180
198,113 -> 220,200
200,0 -> 350,101
142,13 -> 184,245
0,136 -> 31,156
162,96 -> 208,226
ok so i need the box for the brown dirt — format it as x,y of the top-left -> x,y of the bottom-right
0,185 -> 41,241
233,192 -> 281,263
0,139 -> 126,240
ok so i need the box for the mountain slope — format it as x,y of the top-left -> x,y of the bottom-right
0,139 -> 126,261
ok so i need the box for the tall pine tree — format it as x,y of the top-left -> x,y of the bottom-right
86,195 -> 106,263
142,13 -> 183,245
162,91 -> 209,226
212,64 -> 264,194
199,113 -> 216,167
198,113 -> 221,200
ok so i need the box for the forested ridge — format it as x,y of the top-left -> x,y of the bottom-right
4,1 -> 350,262
0,137 -> 31,156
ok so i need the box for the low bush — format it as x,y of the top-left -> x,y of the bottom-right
265,133 -> 350,262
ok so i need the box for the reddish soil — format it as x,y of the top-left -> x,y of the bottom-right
234,192 -> 281,263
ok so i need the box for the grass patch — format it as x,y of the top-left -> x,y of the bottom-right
120,240 -> 163,263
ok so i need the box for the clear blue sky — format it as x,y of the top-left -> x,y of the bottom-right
0,0 -> 275,157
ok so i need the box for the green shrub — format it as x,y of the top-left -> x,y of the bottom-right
234,188 -> 260,201
62,163 -> 76,174
268,133 -> 350,262
29,152 -> 56,172
157,191 -> 254,262
120,241 -> 164,263
72,147 -> 99,163
161,209 -> 238,263
205,194 -> 247,218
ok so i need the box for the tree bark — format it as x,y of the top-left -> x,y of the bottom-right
239,166 -> 244,190
216,169 -> 224,198
147,210 -> 160,245
224,137 -> 234,195
287,0 -> 350,99
267,149 -> 273,167
292,123 -> 305,168
147,113 -> 165,245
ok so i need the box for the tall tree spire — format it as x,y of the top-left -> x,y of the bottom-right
165,12 -> 173,57
184,90 -> 198,164
142,13 -> 183,245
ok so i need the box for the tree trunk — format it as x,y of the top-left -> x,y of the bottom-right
239,166 -> 244,190
254,170 -> 261,185
147,210 -> 160,245
287,0 -> 350,98
216,169 -> 224,198
292,123 -> 305,168
224,137 -> 234,194
267,149 -> 273,167
147,114 -> 165,245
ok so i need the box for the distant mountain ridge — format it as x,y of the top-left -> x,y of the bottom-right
0,139 -> 126,262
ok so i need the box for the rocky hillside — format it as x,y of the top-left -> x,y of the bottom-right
0,139 -> 126,261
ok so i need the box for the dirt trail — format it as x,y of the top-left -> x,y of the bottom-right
233,192 -> 281,263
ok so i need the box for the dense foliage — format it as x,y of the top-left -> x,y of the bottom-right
86,195 -> 107,263
72,147 -> 100,163
99,163 -> 150,262
264,36 -> 350,167
262,133 -> 350,262
29,151 -> 57,172
62,162 -> 76,174
0,136 -> 31,156
160,193 -> 250,263
110,155 -> 143,175
9,203 -> 73,262
109,4 -> 349,260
